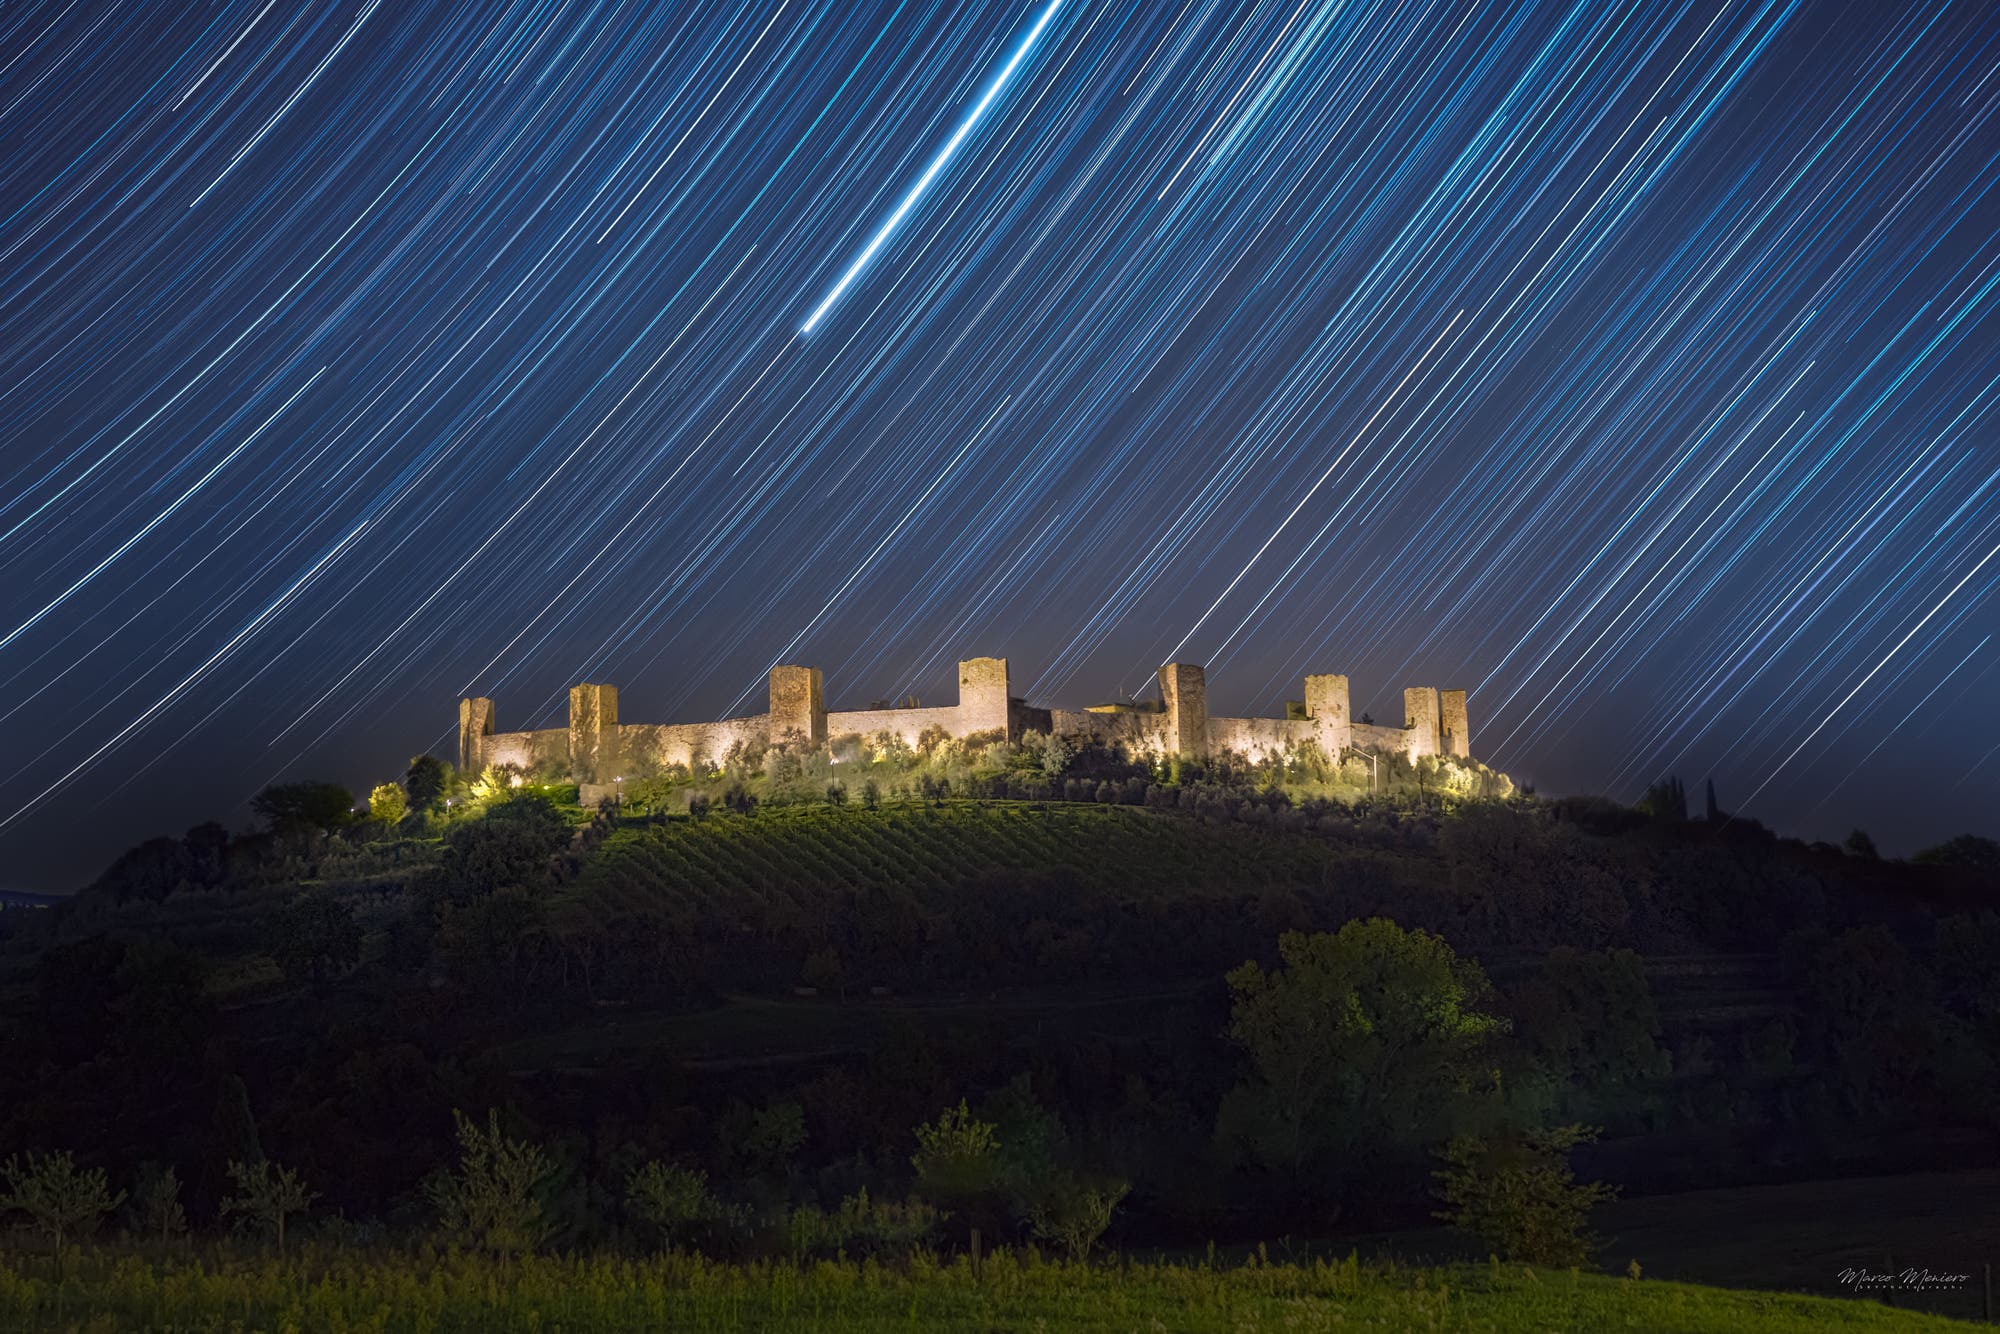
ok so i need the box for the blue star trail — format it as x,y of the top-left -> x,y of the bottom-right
0,0 -> 1995,886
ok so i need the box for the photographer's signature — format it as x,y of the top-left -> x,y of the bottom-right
1837,1266 -> 1970,1293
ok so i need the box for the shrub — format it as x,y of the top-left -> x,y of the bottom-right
1,1151 -> 123,1264
786,1188 -> 942,1258
221,1160 -> 316,1254
1027,1176 -> 1128,1261
625,1162 -> 742,1250
1432,1124 -> 1617,1266
424,1109 -> 555,1255
368,783 -> 408,823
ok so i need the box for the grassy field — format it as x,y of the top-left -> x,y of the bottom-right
1322,1169 -> 2000,1324
0,1249 -> 1972,1333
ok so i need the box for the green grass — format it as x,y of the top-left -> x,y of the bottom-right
0,1249 -> 1968,1332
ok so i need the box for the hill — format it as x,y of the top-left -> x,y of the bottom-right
1,782 -> 1995,1323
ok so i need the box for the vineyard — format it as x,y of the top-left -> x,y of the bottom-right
568,802 -> 1346,912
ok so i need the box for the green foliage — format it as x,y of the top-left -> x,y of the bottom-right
470,765 -> 520,807
911,1100 -> 1002,1204
438,885 -> 547,996
131,1165 -> 187,1245
1218,920 -> 1507,1182
625,1162 -> 742,1249
421,794 -> 569,907
424,1109 -> 555,1255
404,755 -> 451,813
369,782 -> 409,823
786,1188 -> 942,1258
267,888 -> 362,987
1026,1176 -> 1128,1260
1,1151 -> 123,1259
252,781 -> 357,833
1511,948 -> 1669,1112
220,1159 -> 316,1254
1433,1123 -> 1618,1266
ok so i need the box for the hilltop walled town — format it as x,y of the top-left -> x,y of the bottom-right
460,658 -> 1470,802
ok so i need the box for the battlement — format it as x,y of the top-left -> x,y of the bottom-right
464,653 -> 1473,795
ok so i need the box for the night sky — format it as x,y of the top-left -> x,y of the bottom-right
2,0 -> 1996,892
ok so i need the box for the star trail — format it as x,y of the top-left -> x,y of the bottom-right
0,0 -> 1996,888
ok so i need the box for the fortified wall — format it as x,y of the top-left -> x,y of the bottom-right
460,657 -> 1471,802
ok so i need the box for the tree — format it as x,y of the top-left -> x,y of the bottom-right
405,754 -> 451,814
1040,734 -> 1074,780
912,1100 -> 1001,1203
368,783 -> 408,823
1027,1176 -> 1128,1260
252,781 -> 356,834
132,1165 -> 187,1244
438,886 -> 547,997
1844,828 -> 1879,859
424,1109 -> 554,1255
268,889 -> 362,988
1217,921 -> 1507,1181
1433,1124 -> 1617,1266
1,1152 -> 123,1266
1511,948 -> 1668,1110
625,1161 -> 736,1249
221,1159 -> 316,1253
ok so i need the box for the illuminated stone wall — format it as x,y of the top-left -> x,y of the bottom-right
1440,688 -> 1470,759
620,716 -> 770,771
769,665 -> 826,744
481,727 -> 570,773
1403,686 -> 1441,759
458,653 -> 1473,782
1159,663 -> 1209,757
458,696 -> 495,772
568,683 -> 620,785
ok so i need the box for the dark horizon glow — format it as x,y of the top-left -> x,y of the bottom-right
1,0 -> 1996,890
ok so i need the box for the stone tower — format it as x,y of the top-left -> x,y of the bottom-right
768,665 -> 827,744
458,697 -> 495,774
956,657 -> 1011,740
1159,662 -> 1209,758
568,683 -> 620,784
1439,688 -> 1470,759
1302,673 -> 1351,759
1404,686 -> 1441,759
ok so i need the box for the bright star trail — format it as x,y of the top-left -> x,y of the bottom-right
801,0 -> 1065,335
0,0 -> 1996,887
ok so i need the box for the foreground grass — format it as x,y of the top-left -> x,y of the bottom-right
0,1249 -> 1968,1333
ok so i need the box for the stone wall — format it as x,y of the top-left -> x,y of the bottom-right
1207,715 -> 1318,762
481,727 -> 570,772
825,705 -> 961,748
1350,721 -> 1416,755
620,716 -> 770,770
457,652 -> 1473,782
